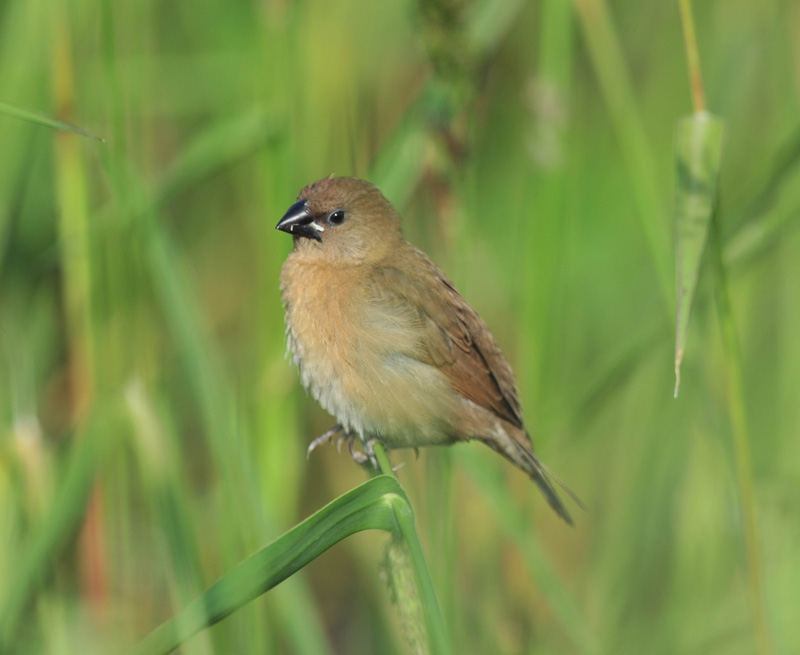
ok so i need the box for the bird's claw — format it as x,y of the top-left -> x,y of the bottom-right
306,424 -> 344,459
307,427 -> 383,471
348,436 -> 368,464
336,432 -> 350,453
341,434 -> 379,469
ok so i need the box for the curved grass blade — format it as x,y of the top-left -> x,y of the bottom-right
129,475 -> 446,655
673,112 -> 724,397
0,100 -> 103,141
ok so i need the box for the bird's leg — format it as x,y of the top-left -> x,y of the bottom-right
311,429 -> 387,473
337,432 -> 379,469
306,424 -> 344,459
358,439 -> 404,471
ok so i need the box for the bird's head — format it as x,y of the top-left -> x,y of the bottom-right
276,176 -> 403,263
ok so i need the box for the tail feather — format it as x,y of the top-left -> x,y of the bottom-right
536,454 -> 586,512
482,434 -> 577,525
514,441 -> 575,525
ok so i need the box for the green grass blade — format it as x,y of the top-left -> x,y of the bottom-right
369,112 -> 429,208
572,0 -> 671,307
727,127 -> 800,237
710,217 -> 772,655
673,112 -> 724,397
465,0 -> 524,54
0,100 -> 103,141
125,380 -> 211,654
129,475 -> 405,655
0,409 -> 118,647
158,109 -> 277,206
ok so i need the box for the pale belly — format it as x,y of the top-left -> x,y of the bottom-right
282,268 -> 457,448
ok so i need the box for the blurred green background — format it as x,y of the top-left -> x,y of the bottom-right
1,0 -> 798,653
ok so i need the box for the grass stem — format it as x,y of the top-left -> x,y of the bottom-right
677,0 -> 706,113
372,443 -> 451,655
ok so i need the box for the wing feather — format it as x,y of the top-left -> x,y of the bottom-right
368,251 -> 524,431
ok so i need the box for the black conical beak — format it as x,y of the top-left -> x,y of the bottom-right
275,200 -> 322,242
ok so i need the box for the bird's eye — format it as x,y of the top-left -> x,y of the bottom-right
328,210 -> 346,225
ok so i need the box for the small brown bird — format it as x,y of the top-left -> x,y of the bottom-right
277,176 -> 575,523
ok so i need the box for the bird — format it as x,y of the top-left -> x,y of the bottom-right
276,176 -> 576,524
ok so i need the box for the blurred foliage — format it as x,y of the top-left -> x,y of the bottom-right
1,0 -> 799,653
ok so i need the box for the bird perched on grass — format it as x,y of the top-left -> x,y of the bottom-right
277,176 -> 576,524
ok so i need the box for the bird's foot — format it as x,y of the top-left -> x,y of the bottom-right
342,433 -> 372,467
306,424 -> 344,459
361,439 -> 403,471
307,428 -> 391,473
348,439 -> 369,465
363,438 -> 379,469
338,434 -> 380,470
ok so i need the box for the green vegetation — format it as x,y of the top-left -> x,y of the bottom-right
1,0 -> 798,653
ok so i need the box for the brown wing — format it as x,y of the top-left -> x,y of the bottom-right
369,250 -> 524,431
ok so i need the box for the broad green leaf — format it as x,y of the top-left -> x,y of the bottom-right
130,474 -> 449,655
673,112 -> 725,397
0,100 -> 103,141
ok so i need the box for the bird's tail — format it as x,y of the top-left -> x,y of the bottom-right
483,433 -> 580,526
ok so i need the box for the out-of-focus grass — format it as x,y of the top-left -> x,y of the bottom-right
1,0 -> 799,653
